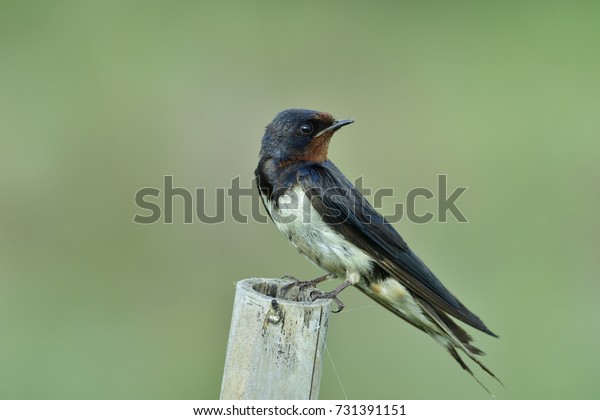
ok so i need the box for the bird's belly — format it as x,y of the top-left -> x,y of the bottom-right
262,187 -> 373,277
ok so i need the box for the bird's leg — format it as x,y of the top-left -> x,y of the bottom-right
281,273 -> 334,294
310,271 -> 359,313
302,273 -> 335,289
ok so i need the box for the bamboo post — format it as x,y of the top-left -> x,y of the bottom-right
220,277 -> 332,400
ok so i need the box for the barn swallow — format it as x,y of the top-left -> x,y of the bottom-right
255,108 -> 500,391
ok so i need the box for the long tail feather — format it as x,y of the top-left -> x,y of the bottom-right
445,345 -> 493,395
417,298 -> 503,389
355,281 -> 501,393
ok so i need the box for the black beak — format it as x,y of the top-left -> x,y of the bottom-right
315,119 -> 354,137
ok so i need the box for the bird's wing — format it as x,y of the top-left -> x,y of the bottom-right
297,162 -> 496,337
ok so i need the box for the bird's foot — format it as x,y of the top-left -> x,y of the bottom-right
310,289 -> 346,313
281,273 -> 333,294
309,279 -> 353,313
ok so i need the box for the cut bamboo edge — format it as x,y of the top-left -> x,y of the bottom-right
220,278 -> 332,400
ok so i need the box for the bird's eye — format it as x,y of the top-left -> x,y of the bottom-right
299,122 -> 313,135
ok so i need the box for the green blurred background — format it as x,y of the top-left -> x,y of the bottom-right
1,0 -> 599,399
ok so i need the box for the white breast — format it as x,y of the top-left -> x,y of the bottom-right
262,186 -> 373,278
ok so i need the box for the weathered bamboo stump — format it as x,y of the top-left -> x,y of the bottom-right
220,278 -> 332,400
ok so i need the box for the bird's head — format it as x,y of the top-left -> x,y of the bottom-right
259,109 -> 354,163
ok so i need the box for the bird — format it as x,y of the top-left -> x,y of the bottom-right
255,108 -> 500,391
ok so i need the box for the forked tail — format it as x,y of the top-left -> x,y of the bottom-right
417,298 -> 503,395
